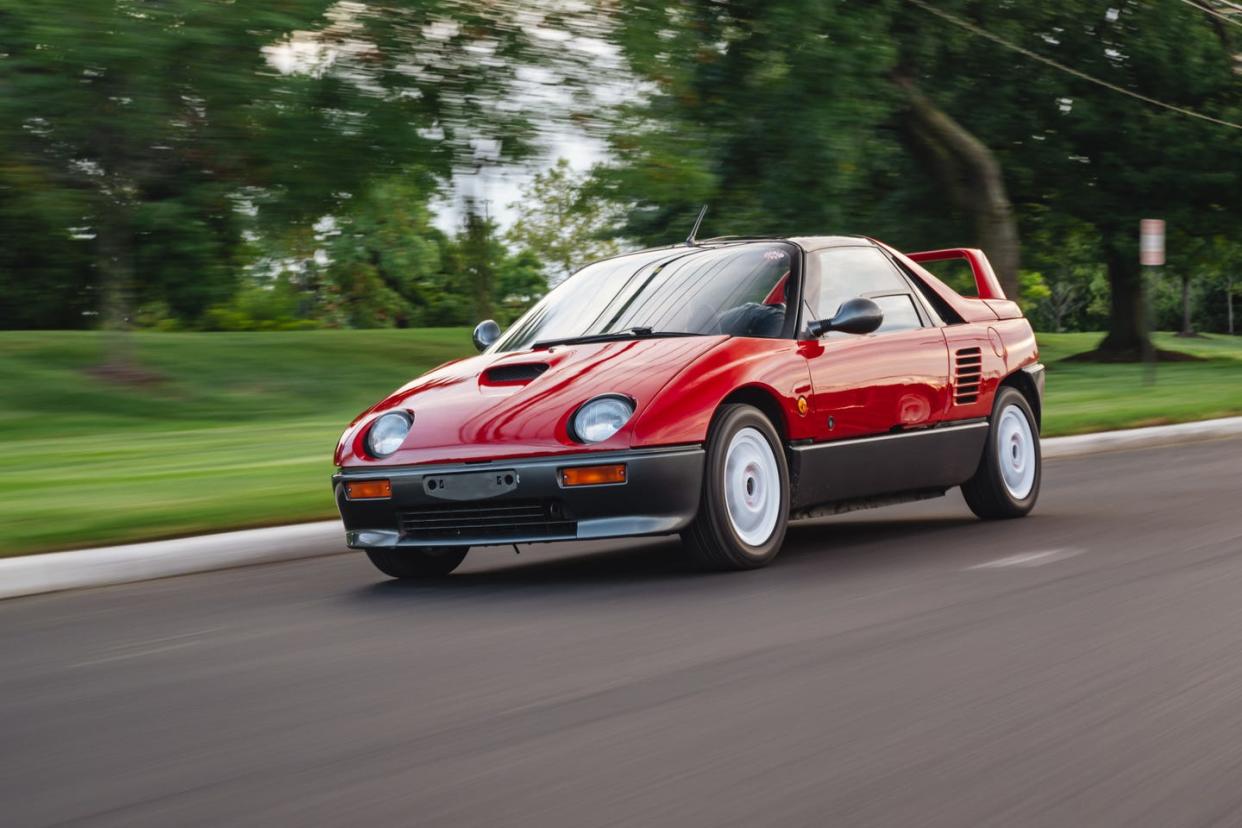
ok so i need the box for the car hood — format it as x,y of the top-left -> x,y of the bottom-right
336,335 -> 727,467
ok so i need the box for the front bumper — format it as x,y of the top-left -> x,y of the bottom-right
333,446 -> 704,549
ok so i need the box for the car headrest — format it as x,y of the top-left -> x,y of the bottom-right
717,303 -> 785,338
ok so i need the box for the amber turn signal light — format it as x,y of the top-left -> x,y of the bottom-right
560,464 -> 627,487
345,479 -> 392,500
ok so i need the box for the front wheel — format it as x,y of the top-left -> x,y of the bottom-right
962,386 -> 1041,519
365,546 -> 468,579
682,404 -> 790,570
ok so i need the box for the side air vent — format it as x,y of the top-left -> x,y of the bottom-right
954,347 -> 983,405
482,363 -> 549,385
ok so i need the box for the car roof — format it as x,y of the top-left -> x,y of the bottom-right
570,235 -> 876,275
782,235 -> 874,252
692,235 -> 873,252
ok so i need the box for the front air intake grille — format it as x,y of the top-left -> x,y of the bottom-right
399,500 -> 575,542
954,347 -> 983,405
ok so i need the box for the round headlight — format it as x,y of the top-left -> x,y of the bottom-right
366,412 -> 412,458
571,395 -> 634,443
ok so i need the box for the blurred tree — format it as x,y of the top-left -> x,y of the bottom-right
0,0 -> 584,339
598,0 -> 1239,357
1170,235 -> 1242,336
507,158 -> 623,286
312,173 -> 450,328
594,0 -> 902,245
201,276 -> 321,332
456,200 -> 498,322
1021,216 -> 1108,333
437,201 -> 546,326
0,159 -> 95,328
494,248 -> 548,325
592,1 -> 1029,294
892,76 -> 1021,300
257,180 -> 548,329
893,0 -> 1241,358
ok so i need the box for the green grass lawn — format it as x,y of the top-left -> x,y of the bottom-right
1037,332 -> 1242,435
2,329 -> 1240,556
0,330 -> 471,556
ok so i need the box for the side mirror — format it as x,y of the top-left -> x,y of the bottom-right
808,297 -> 883,337
472,320 -> 502,352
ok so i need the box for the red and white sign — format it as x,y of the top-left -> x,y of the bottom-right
1140,219 -> 1165,266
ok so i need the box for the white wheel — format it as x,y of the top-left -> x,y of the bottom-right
963,386 -> 1040,520
723,426 -> 781,546
996,403 -> 1036,499
682,405 -> 789,570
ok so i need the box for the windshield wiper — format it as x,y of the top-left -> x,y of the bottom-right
532,327 -> 703,350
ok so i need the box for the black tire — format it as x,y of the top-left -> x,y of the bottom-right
962,385 -> 1041,520
682,404 -> 790,570
365,546 -> 468,579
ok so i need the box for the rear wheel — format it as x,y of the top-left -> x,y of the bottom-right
962,385 -> 1041,519
365,546 -> 468,579
682,404 -> 790,570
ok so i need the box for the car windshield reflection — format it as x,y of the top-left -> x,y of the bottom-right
492,242 -> 794,352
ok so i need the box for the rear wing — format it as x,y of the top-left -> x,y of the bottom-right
906,248 -> 1006,300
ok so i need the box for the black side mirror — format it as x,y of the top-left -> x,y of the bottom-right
808,297 -> 883,337
472,319 -> 501,352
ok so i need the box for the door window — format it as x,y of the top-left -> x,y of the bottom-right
870,294 -> 923,333
812,247 -> 909,320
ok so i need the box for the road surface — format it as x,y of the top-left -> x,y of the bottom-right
4,437 -> 1242,827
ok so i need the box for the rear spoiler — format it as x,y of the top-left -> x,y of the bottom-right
906,248 -> 1006,300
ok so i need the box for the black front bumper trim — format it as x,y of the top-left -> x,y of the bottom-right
333,446 -> 705,549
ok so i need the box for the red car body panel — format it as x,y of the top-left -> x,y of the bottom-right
799,327 -> 952,440
631,337 -> 816,445
335,335 -> 726,467
983,299 -> 1024,320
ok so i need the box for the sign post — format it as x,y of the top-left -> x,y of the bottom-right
1140,219 -> 1165,385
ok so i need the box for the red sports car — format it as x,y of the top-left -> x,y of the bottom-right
333,236 -> 1043,577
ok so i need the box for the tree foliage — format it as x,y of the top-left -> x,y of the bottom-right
260,181 -> 544,330
0,0 -> 1237,350
595,0 -> 902,246
896,0 -> 1241,355
507,158 -> 624,286
0,0 -> 570,330
595,0 -> 1242,350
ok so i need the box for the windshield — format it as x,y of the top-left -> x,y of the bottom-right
492,242 -> 795,352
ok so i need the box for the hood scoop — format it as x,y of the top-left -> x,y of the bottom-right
481,362 -> 550,386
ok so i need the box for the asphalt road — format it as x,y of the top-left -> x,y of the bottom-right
5,438 -> 1242,827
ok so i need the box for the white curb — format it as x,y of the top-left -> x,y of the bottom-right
1041,415 -> 1242,459
0,521 -> 344,600
2,415 -> 1241,600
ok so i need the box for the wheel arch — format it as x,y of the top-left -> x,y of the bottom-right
1000,369 -> 1041,428
718,385 -> 790,442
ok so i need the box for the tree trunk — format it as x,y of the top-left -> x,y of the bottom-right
95,205 -> 138,377
1096,230 -> 1153,359
462,202 -> 494,321
895,77 -> 1020,301
1179,273 -> 1193,337
1228,275 -> 1235,335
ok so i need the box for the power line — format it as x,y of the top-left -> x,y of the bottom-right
1175,0 -> 1242,28
902,0 -> 1242,130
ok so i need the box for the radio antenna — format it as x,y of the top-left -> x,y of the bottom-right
685,204 -> 709,246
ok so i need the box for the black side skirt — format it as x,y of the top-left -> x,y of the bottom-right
788,421 -> 989,511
